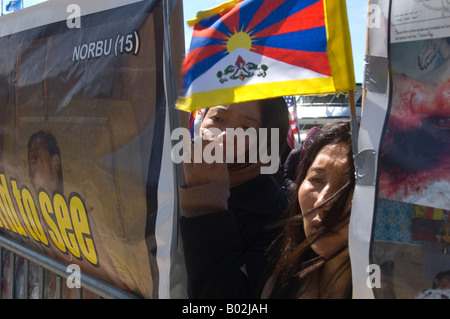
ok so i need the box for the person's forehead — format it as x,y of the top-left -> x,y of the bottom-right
313,143 -> 349,166
29,137 -> 50,154
211,102 -> 262,124
215,100 -> 260,112
30,136 -> 44,147
227,101 -> 261,114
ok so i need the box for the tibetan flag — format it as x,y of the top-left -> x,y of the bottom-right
188,108 -> 206,138
176,0 -> 355,112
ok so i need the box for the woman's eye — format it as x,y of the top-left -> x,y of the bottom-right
209,116 -> 221,122
308,177 -> 323,184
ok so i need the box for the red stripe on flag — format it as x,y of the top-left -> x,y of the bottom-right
252,1 -> 325,37
183,44 -> 225,74
220,2 -> 242,34
287,128 -> 295,149
251,45 -> 331,76
246,0 -> 284,33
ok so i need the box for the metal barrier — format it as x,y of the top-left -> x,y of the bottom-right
0,234 -> 140,299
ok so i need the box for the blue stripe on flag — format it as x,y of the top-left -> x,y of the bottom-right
189,36 -> 225,52
253,26 -> 327,52
198,14 -> 232,39
238,0 -> 264,31
183,51 -> 227,94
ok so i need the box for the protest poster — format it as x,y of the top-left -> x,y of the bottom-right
351,0 -> 450,299
0,0 -> 187,298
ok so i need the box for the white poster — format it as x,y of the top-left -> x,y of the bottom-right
351,0 -> 450,299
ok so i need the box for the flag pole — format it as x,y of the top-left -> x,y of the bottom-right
348,90 -> 359,158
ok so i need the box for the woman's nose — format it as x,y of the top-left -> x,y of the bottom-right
311,212 -> 322,228
315,184 -> 332,209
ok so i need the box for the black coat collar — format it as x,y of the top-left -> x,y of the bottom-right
228,174 -> 288,216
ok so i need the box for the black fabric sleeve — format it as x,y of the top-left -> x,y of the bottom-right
180,211 -> 257,299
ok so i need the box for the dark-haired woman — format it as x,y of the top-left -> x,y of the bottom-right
263,120 -> 355,299
179,97 -> 290,299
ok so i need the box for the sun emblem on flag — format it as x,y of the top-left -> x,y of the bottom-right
224,29 -> 254,53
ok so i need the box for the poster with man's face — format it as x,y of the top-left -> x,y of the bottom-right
0,0 -> 186,298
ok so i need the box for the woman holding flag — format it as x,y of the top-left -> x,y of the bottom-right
177,0 -> 357,299
179,97 -> 290,298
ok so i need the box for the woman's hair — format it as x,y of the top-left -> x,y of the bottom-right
268,120 -> 356,296
259,97 -> 290,157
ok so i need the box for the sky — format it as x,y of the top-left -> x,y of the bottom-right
3,0 -> 368,83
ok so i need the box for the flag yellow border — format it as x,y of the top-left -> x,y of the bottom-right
187,0 -> 243,26
323,0 -> 355,92
176,77 -> 338,112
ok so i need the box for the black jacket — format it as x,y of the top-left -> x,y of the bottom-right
180,174 -> 289,299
